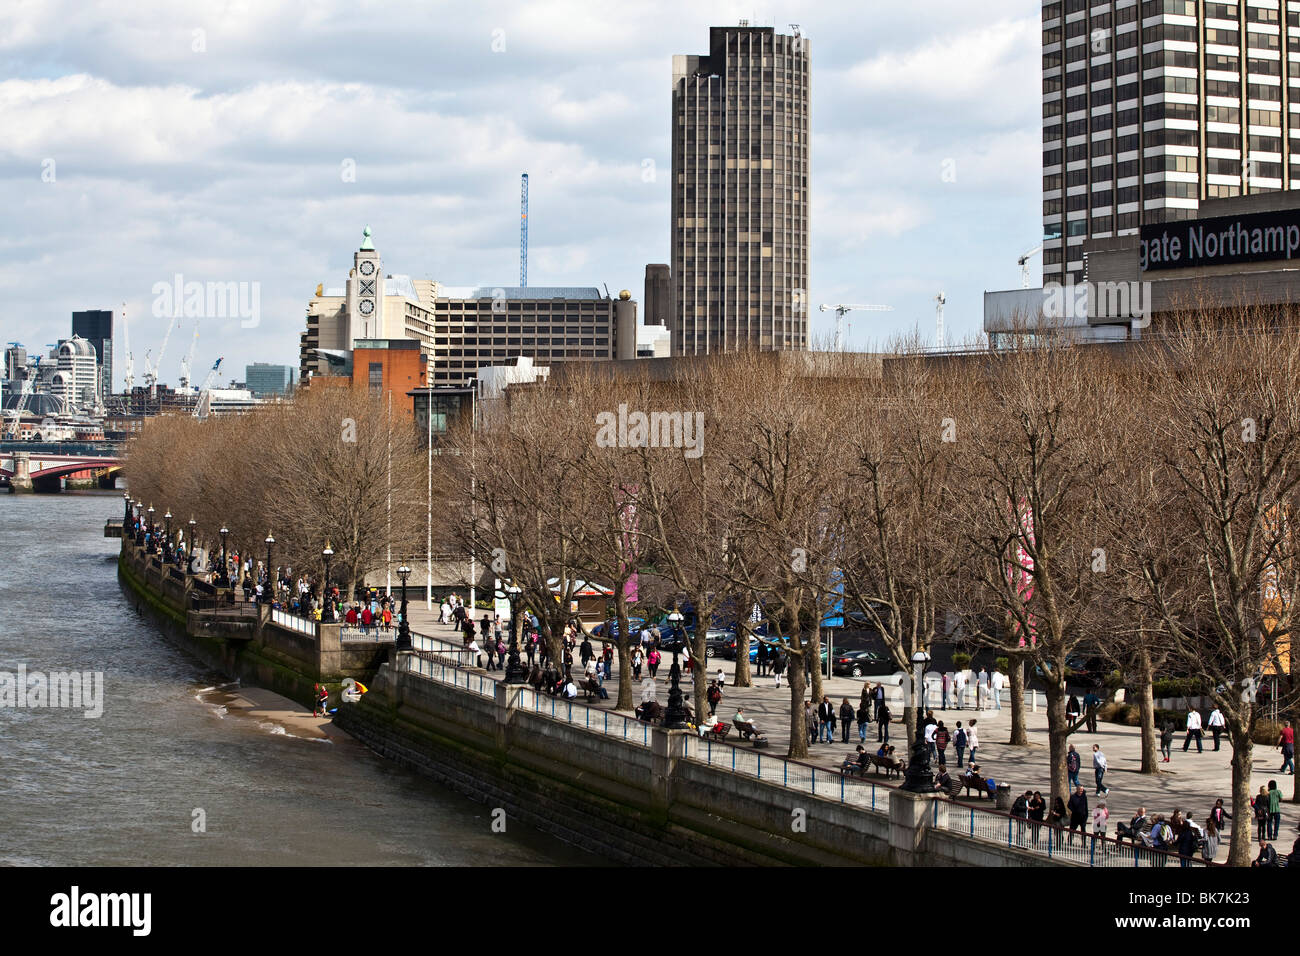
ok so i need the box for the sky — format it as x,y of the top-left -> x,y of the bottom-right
0,0 -> 1041,391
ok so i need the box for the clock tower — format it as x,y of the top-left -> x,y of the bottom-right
346,225 -> 385,347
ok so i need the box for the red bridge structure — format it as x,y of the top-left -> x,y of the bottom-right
0,442 -> 124,493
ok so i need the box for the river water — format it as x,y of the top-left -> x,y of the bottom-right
0,490 -> 601,866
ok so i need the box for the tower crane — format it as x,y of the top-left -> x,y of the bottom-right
1018,244 -> 1044,288
520,172 -> 529,288
193,357 -> 224,419
818,303 -> 894,352
146,314 -> 180,399
934,292 -> 946,349
179,322 -> 200,392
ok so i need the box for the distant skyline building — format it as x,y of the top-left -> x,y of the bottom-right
643,264 -> 671,327
670,23 -> 810,355
245,362 -> 294,398
71,309 -> 112,403
1041,0 -> 1300,287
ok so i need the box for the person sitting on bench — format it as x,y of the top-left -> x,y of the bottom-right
734,707 -> 760,736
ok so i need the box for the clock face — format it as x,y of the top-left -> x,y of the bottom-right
359,260 -> 376,276
358,298 -> 375,316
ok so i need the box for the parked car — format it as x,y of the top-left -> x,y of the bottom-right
1033,654 -> 1109,687
591,616 -> 645,640
831,649 -> 895,678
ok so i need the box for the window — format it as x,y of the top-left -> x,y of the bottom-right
368,362 -> 383,391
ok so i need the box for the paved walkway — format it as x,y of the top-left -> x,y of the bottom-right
404,607 -> 1298,862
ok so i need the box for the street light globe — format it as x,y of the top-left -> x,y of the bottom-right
220,526 -> 229,535
165,511 -> 172,520
265,532 -> 275,544
668,611 -> 683,623
911,650 -> 931,664
398,564 -> 411,578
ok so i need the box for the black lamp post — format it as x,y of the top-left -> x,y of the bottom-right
218,525 -> 230,588
503,583 -> 526,684
396,563 -> 412,651
164,511 -> 173,560
134,501 -> 144,546
322,542 -> 335,622
123,492 -> 131,522
902,650 -> 936,793
264,532 -> 275,604
146,506 -> 156,552
187,518 -> 197,570
662,609 -> 689,729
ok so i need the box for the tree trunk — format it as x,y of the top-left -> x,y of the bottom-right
809,626 -> 823,703
1227,724 -> 1254,867
733,621 -> 752,687
787,654 -> 808,759
1135,645 -> 1160,774
615,639 -> 633,710
691,630 -> 708,722
1008,655 -> 1029,745
614,594 -> 633,710
1044,682 -> 1070,806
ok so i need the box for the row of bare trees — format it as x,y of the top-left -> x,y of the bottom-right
125,387 -> 426,599
427,317 -> 1296,866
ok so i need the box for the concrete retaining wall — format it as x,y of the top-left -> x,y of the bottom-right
336,655 -> 1074,868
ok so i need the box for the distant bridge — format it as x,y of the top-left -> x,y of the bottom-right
0,441 -> 124,493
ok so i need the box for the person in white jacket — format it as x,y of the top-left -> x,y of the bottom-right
954,669 -> 968,709
1093,743 -> 1110,796
990,668 -> 1005,711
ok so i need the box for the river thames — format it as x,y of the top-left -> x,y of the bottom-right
0,490 -> 600,866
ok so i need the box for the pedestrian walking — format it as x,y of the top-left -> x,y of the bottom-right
1067,786 -> 1089,846
954,721 -> 967,768
1183,708 -> 1204,752
1202,815 -> 1220,862
1252,786 -> 1270,841
856,698 -> 870,743
1093,802 -> 1109,846
1278,724 -> 1295,774
876,702 -> 891,743
954,669 -> 968,710
1093,743 -> 1109,796
1066,693 -> 1081,726
1207,706 -> 1226,751
820,696 -> 837,744
933,721 -> 951,768
1267,780 -> 1282,841
1067,743 -> 1082,791
1160,722 -> 1174,762
772,651 -> 785,689
966,719 -> 979,765
941,672 -> 950,710
839,698 -> 854,744
990,667 -> 1005,711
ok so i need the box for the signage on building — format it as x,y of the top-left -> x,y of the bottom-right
1140,208 -> 1300,272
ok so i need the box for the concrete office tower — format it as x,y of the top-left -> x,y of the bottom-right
1042,0 -> 1300,286
72,310 -> 112,402
245,363 -> 294,398
671,24 -> 810,355
644,264 -> 671,327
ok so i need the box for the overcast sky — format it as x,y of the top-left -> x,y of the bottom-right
1,0 -> 1040,390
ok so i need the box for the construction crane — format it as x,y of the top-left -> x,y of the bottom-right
1018,244 -> 1043,288
520,172 -> 529,288
818,303 -> 894,352
934,292 -> 947,349
193,357 -> 224,419
6,354 -> 41,439
146,314 -> 180,399
179,322 -> 200,392
119,303 -> 134,391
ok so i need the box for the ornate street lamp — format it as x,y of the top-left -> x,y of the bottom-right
218,525 -> 230,588
123,492 -> 131,522
902,650 -> 936,793
396,563 -> 412,651
264,532 -> 275,604
322,542 -> 334,622
164,511 -> 173,559
662,609 -> 688,729
187,518 -> 197,570
502,582 -> 526,684
146,505 -> 156,552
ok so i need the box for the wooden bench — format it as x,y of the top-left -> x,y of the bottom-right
733,719 -> 769,748
1116,817 -> 1153,845
578,677 -> 606,701
838,758 -> 871,778
869,754 -> 906,779
935,774 -> 964,797
960,771 -> 994,799
700,722 -> 731,742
